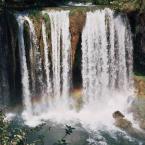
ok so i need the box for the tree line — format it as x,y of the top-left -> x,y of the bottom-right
0,0 -> 143,5
0,0 -> 144,12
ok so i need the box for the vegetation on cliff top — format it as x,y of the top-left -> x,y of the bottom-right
0,0 -> 144,12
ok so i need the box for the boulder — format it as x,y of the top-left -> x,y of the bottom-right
113,111 -> 132,129
113,111 -> 125,119
113,111 -> 145,140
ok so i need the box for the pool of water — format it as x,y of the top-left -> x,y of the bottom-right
11,115 -> 145,145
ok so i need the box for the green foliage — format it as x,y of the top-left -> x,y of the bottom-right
133,0 -> 145,12
54,125 -> 75,145
65,125 -> 75,135
0,110 -> 25,145
1,0 -> 145,13
92,0 -> 112,5
111,0 -> 145,12
29,10 -> 42,21
134,73 -> 145,82
0,109 -> 44,145
0,110 -> 75,145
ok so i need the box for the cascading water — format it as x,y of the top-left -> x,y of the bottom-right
79,9 -> 136,145
82,10 -> 109,104
81,9 -> 133,114
46,10 -> 72,109
16,14 -> 45,116
42,21 -> 52,107
15,9 -> 134,133
15,11 -> 72,124
16,15 -> 32,115
25,16 -> 44,99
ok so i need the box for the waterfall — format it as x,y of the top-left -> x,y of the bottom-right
42,21 -> 52,106
114,15 -> 133,90
47,11 -> 71,108
14,9 -> 134,127
5,8 -> 145,145
16,11 -> 72,121
25,17 -> 44,98
82,10 -> 109,104
16,14 -> 45,116
16,15 -> 32,115
81,9 -> 133,109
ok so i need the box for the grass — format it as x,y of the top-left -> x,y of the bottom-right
134,71 -> 145,81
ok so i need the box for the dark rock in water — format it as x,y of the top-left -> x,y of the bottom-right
113,111 -> 125,119
113,111 -> 132,129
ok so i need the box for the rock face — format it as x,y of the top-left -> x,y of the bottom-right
128,11 -> 145,74
70,10 -> 86,64
0,12 -> 10,106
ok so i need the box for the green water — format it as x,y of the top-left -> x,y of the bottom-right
27,124 -> 145,145
11,118 -> 144,145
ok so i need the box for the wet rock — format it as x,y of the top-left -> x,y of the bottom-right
69,10 -> 86,64
113,111 -> 132,129
113,111 -> 145,140
139,119 -> 145,130
113,111 -> 125,119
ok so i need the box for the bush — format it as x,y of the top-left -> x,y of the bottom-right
0,109 -> 44,145
0,110 -> 75,145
